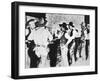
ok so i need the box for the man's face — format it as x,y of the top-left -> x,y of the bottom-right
29,20 -> 37,29
69,25 -> 73,30
39,18 -> 45,24
61,27 -> 65,31
87,24 -> 90,29
82,22 -> 85,27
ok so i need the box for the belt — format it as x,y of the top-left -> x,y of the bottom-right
36,44 -> 47,48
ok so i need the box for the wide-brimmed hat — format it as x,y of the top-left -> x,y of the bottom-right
59,22 -> 67,27
69,22 -> 74,27
26,13 -> 47,27
59,22 -> 68,30
35,20 -> 47,27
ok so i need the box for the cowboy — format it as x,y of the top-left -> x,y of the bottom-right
65,22 -> 79,65
59,22 -> 69,66
28,13 -> 53,67
84,24 -> 90,60
79,22 -> 87,59
68,22 -> 82,62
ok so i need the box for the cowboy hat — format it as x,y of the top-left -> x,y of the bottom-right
59,22 -> 68,30
69,22 -> 74,27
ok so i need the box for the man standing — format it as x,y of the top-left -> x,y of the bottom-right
27,13 -> 53,68
30,15 -> 53,67
84,24 -> 90,60
59,22 -> 69,66
66,22 -> 79,65
33,26 -> 53,67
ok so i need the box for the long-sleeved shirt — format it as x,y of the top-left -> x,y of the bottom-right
64,28 -> 79,45
28,27 -> 53,46
84,29 -> 89,40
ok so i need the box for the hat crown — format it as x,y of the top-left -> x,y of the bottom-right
59,22 -> 68,30
69,22 -> 74,27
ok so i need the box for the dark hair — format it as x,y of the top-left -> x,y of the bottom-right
59,22 -> 68,30
25,19 -> 35,28
35,19 -> 47,27
69,22 -> 74,27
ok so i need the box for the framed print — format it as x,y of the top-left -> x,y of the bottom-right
11,1 -> 98,79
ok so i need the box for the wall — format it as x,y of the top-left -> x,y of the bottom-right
0,0 -> 99,81
46,13 -> 84,30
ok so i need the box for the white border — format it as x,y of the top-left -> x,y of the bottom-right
19,5 -> 95,76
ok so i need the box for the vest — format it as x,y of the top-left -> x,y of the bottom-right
60,31 -> 68,45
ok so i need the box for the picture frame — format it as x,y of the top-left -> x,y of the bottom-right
11,1 -> 98,79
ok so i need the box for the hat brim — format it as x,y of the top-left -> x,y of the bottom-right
71,25 -> 74,27
59,24 -> 63,27
35,20 -> 47,27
